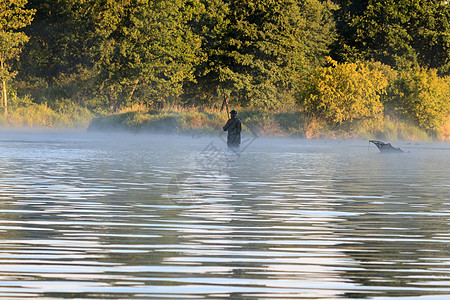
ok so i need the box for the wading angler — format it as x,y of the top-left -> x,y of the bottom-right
223,110 -> 241,149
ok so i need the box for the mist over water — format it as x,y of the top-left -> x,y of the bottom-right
0,129 -> 449,299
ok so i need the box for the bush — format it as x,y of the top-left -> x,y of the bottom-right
386,68 -> 450,137
376,117 -> 430,141
7,102 -> 58,127
3,93 -> 94,128
298,59 -> 387,131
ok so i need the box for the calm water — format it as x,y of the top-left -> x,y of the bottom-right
0,129 -> 449,299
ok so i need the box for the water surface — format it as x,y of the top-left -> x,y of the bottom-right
0,130 -> 449,299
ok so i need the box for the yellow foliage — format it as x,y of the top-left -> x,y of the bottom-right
438,115 -> 450,140
299,59 -> 387,129
390,68 -> 450,137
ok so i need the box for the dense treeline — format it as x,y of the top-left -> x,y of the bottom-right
1,0 -> 449,138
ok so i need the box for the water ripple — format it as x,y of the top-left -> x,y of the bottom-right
0,131 -> 449,299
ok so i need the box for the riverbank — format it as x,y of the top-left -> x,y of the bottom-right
0,100 -> 93,129
1,103 -> 448,141
87,107 -> 448,141
87,108 -> 304,137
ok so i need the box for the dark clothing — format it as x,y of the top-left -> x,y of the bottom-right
223,117 -> 242,148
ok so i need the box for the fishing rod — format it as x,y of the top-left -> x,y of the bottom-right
220,86 -> 230,119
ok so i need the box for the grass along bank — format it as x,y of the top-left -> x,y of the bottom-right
0,97 -> 94,129
87,106 -> 447,141
1,99 -> 446,140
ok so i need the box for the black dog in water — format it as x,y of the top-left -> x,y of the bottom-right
369,140 -> 403,153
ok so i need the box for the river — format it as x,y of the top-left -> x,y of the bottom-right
0,129 -> 449,299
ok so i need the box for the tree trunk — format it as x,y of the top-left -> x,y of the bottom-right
1,79 -> 7,117
128,78 -> 139,103
0,56 -> 7,117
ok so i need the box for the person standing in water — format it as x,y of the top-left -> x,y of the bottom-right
223,110 -> 241,148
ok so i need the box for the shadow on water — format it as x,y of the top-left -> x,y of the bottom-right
0,129 -> 449,299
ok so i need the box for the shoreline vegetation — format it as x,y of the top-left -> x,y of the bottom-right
85,106 -> 450,141
1,1 -> 450,141
2,103 -> 448,141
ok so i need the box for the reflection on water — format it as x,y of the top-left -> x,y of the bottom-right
0,130 -> 449,299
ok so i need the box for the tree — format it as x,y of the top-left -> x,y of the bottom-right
18,0 -> 99,102
92,0 -> 203,110
187,0 -> 337,109
332,0 -> 450,75
298,58 -> 388,130
0,0 -> 35,116
387,68 -> 450,137
181,0 -> 228,106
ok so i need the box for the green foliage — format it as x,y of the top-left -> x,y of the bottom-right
387,68 -> 450,137
86,106 -> 437,140
7,89 -> 34,108
0,0 -> 35,114
4,93 -> 94,128
1,0 -> 449,140
92,0 -> 203,109
8,102 -> 58,127
50,98 -> 95,128
0,0 -> 35,61
18,0 -> 93,87
332,0 -> 450,74
17,0 -> 203,110
379,117 -> 430,141
186,0 -> 337,109
298,59 -> 387,130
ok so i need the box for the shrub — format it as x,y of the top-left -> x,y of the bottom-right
298,59 -> 388,132
4,94 -> 94,128
387,68 -> 450,137
8,102 -> 58,127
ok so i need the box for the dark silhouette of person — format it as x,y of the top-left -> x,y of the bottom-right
223,110 -> 241,148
